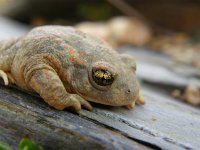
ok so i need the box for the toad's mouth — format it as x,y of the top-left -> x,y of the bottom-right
71,80 -> 134,106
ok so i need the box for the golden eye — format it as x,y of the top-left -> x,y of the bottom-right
94,70 -> 104,78
104,72 -> 112,79
92,68 -> 114,86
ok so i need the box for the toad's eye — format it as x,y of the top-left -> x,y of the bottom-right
92,68 -> 114,86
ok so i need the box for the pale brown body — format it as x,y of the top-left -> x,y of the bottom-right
0,26 -> 144,112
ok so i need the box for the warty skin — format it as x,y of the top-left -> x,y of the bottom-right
0,26 -> 144,112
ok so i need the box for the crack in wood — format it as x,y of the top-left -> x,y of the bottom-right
89,109 -> 194,150
80,114 -> 161,150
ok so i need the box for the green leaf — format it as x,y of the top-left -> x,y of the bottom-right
19,138 -> 43,150
0,142 -> 12,150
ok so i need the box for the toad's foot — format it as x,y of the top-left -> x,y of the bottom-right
126,102 -> 135,109
125,91 -> 145,110
53,94 -> 93,112
0,70 -> 15,85
0,70 -> 8,85
136,92 -> 145,105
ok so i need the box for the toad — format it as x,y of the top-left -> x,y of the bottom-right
0,26 -> 144,112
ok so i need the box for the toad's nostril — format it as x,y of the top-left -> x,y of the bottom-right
127,89 -> 131,93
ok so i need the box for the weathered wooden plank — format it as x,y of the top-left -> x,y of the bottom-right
0,84 -> 152,150
1,79 -> 200,150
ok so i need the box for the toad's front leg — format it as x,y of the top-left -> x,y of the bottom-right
24,64 -> 92,112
